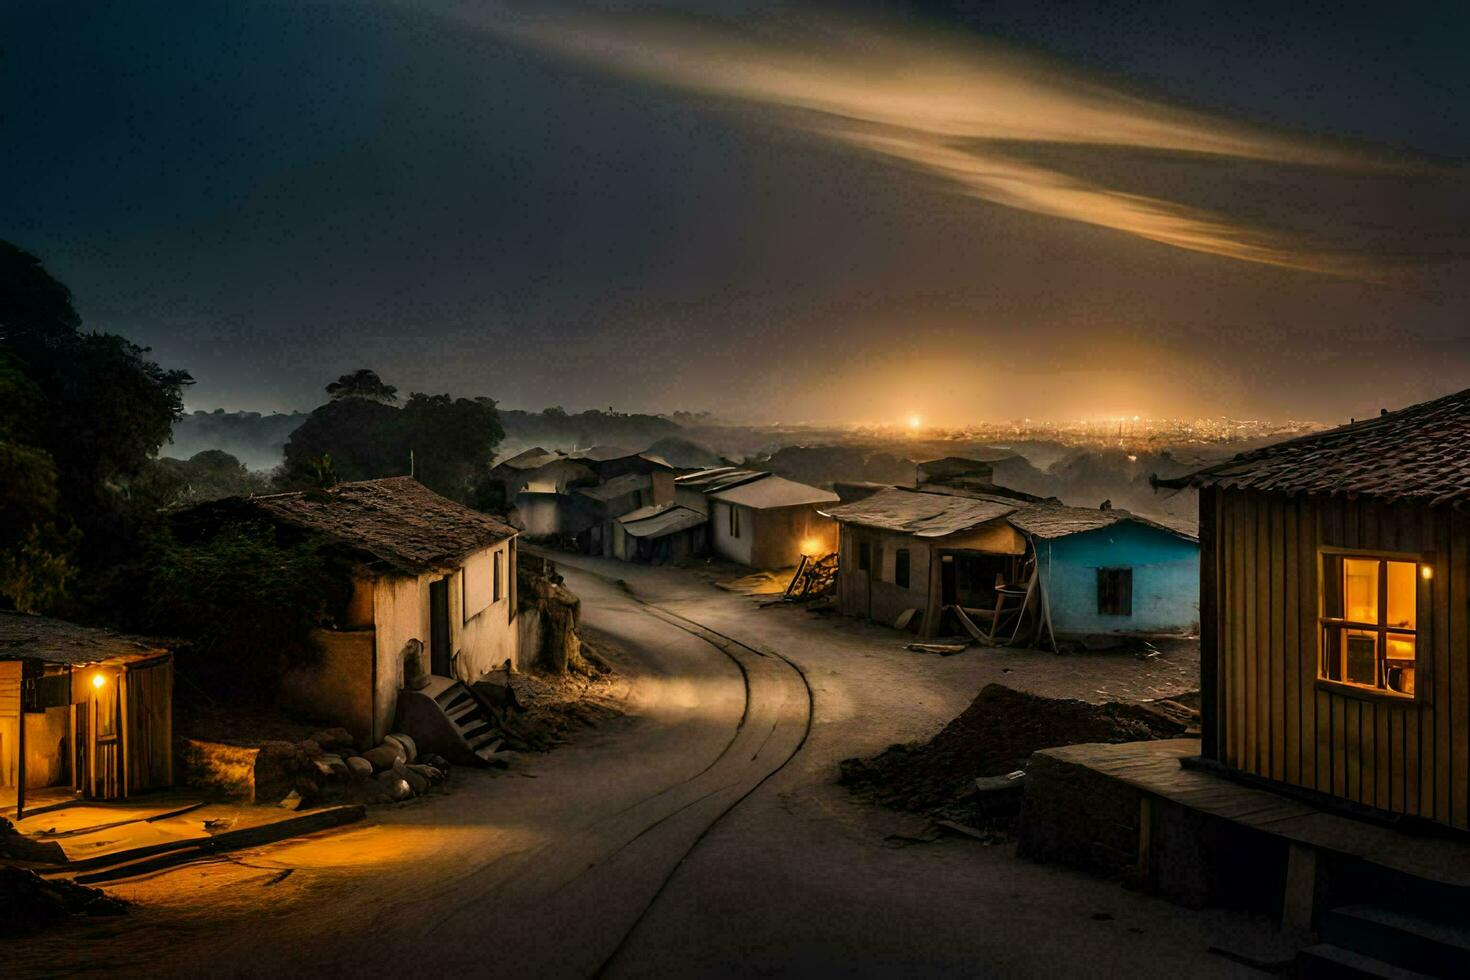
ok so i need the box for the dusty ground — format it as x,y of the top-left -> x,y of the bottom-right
7,557 -> 1284,977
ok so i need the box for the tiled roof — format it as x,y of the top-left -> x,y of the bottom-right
1154,388 -> 1470,504
181,477 -> 517,574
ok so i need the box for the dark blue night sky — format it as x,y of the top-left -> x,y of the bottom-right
4,1 -> 1467,423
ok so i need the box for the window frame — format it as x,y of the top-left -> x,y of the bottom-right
894,548 -> 911,589
857,540 -> 871,573
1316,547 -> 1428,703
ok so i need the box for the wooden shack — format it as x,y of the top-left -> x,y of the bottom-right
1157,389 -> 1470,830
0,612 -> 174,816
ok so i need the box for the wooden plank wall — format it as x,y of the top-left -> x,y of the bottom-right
1212,488 -> 1469,829
0,661 -> 19,719
125,658 -> 174,793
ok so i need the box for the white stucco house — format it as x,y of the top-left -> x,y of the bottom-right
176,477 -> 520,744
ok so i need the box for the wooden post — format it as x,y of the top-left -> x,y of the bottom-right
922,546 -> 943,639
1198,486 -> 1220,761
118,667 -> 130,799
15,678 -> 25,821
88,697 -> 97,800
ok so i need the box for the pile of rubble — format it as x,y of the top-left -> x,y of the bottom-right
255,728 -> 452,807
0,865 -> 127,936
839,683 -> 1197,833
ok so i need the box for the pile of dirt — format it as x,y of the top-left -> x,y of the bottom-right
840,683 -> 1198,829
0,866 -> 127,936
471,625 -> 627,751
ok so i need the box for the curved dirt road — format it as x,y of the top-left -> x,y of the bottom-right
11,566 -> 812,978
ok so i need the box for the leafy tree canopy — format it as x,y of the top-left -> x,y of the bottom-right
279,375 -> 504,503
132,449 -> 272,510
326,368 -> 397,403
0,241 -> 192,611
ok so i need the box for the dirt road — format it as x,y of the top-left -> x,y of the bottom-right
11,561 -> 1277,977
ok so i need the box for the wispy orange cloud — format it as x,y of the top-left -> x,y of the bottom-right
450,5 -> 1452,278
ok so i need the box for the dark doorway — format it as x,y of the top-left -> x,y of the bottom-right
941,555 -> 957,606
429,577 -> 451,676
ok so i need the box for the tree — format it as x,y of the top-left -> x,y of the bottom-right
326,368 -> 397,403
278,378 -> 504,504
131,449 -> 272,510
402,393 -> 505,501
131,522 -> 352,702
279,397 -> 406,487
0,241 -> 191,609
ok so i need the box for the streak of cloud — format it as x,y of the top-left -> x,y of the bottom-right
452,3 -> 1455,278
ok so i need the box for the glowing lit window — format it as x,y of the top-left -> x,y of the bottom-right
1319,553 -> 1422,698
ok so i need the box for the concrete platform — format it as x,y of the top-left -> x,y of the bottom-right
1019,738 -> 1470,926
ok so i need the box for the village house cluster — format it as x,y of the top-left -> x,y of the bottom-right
9,389 -> 1470,978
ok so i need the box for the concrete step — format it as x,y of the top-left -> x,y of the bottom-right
1321,905 -> 1470,978
1296,944 -> 1432,980
446,699 -> 479,724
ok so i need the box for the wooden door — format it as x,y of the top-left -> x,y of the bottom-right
126,659 -> 173,793
429,577 -> 451,676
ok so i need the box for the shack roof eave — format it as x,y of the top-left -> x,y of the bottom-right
1155,387 -> 1470,506
0,611 -> 173,667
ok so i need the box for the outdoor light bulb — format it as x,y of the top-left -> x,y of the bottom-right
1422,565 -> 1434,581
92,673 -> 106,689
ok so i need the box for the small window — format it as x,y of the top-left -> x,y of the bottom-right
895,548 -> 911,589
1097,567 -> 1133,616
1320,553 -> 1420,698
728,504 -> 741,538
508,538 -> 518,622
857,541 -> 871,572
493,550 -> 503,603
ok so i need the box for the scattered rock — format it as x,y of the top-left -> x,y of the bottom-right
385,733 -> 417,764
278,790 -> 304,811
363,743 -> 407,772
396,764 -> 429,795
408,763 -> 444,786
375,772 -> 412,802
421,753 -> 451,773
345,756 -> 373,779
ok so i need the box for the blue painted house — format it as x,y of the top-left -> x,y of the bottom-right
1009,507 -> 1200,636
824,486 -> 1199,645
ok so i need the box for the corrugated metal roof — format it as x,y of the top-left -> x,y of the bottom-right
1154,388 -> 1470,504
825,487 -> 1197,542
493,447 -> 556,470
676,467 -> 768,492
822,487 -> 1018,537
0,612 -> 171,665
708,474 -> 839,509
618,503 -> 707,539
576,472 -> 651,501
